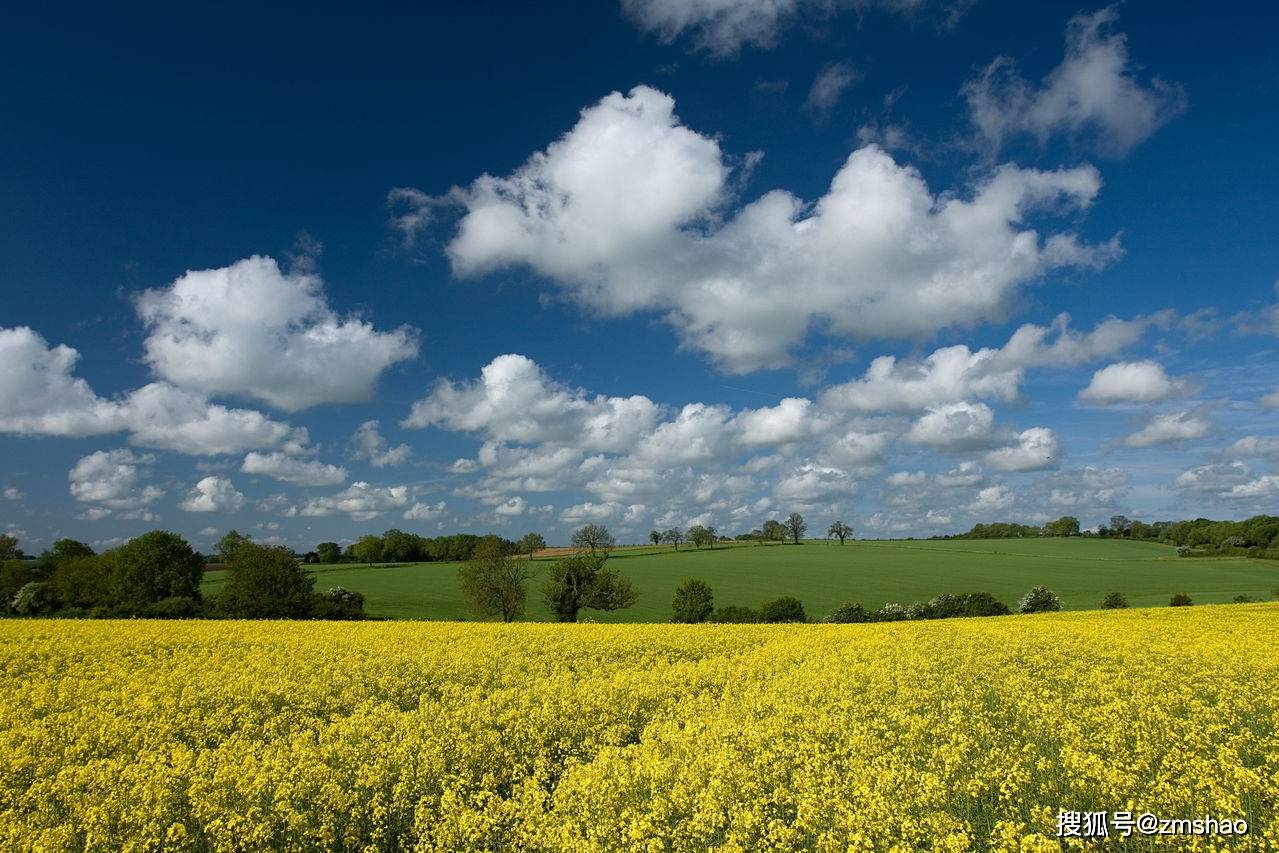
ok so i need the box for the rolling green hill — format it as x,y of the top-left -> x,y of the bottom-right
201,538 -> 1279,621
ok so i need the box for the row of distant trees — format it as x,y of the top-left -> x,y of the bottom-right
0,531 -> 365,619
940,514 -> 1279,558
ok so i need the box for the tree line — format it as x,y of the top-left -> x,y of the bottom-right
0,531 -> 365,619
938,514 -> 1279,559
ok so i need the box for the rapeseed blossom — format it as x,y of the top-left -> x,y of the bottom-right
0,605 -> 1275,850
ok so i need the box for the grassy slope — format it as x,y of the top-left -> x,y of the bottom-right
201,538 -> 1279,621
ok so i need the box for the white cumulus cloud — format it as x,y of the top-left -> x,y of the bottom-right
1078,360 -> 1192,405
242,452 -> 348,487
179,476 -> 245,513
350,420 -> 411,468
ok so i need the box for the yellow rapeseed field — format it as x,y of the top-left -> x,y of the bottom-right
0,605 -> 1276,851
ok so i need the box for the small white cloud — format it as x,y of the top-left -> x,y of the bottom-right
804,62 -> 860,118
986,427 -> 1058,472
295,482 -> 410,521
963,6 -> 1186,157
495,496 -> 528,516
1,487 -> 22,501
1260,389 -> 1279,409
68,449 -> 163,518
350,420 -> 411,468
1078,360 -> 1192,405
1227,436 -> 1279,458
906,402 -> 1003,451
199,527 -> 219,537
404,500 -> 447,521
242,452 -> 347,486
179,476 -> 245,513
1226,476 -> 1279,500
1123,411 -> 1211,448
559,501 -> 619,524
970,484 -> 1015,513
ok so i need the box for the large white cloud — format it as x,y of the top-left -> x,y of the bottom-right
135,255 -> 418,411
242,452 -> 348,487
963,7 -> 1186,157
405,353 -> 661,452
420,86 -> 1117,372
1078,360 -> 1192,405
0,327 -> 124,436
0,327 -> 302,455
178,476 -> 245,513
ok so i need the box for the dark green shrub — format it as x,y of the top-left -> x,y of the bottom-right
1169,593 -> 1193,607
312,587 -> 366,620
49,554 -> 116,610
826,602 -> 871,623
954,592 -> 1011,617
671,579 -> 714,623
217,542 -> 315,619
759,596 -> 806,623
0,560 -> 32,607
709,606 -> 758,623
1100,592 -> 1129,610
1232,594 -> 1254,604
874,603 -> 908,621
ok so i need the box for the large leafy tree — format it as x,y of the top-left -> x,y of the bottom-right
542,552 -> 637,622
761,520 -> 786,543
661,528 -> 684,550
351,535 -> 385,565
0,534 -> 22,561
459,539 -> 536,622
217,542 -> 315,619
316,542 -> 342,564
113,531 -> 204,610
827,521 -> 852,544
216,530 -> 251,564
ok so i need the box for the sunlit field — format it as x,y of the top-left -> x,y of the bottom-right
201,538 -> 1279,621
2,606 -> 1276,850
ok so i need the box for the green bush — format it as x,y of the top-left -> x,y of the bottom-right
312,587 -> 365,620
1018,586 -> 1062,614
1232,594 -> 1254,604
874,603 -> 908,621
759,596 -> 806,623
1100,592 -> 1128,610
671,579 -> 714,623
1169,593 -> 1193,607
826,602 -> 871,623
709,606 -> 758,623
216,542 -> 315,619
113,531 -> 204,612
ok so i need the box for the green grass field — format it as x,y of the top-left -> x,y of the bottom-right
201,538 -> 1279,621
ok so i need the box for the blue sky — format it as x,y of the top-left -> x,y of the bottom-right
2,0 -> 1278,552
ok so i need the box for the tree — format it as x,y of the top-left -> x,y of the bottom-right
671,579 -> 714,623
11,582 -> 53,616
1018,586 -> 1061,614
570,523 -> 615,554
661,528 -> 685,550
517,532 -> 546,562
1100,591 -> 1128,609
759,596 -> 807,623
649,530 -> 662,547
380,529 -> 418,563
113,531 -> 205,612
1110,515 -> 1132,537
0,560 -> 32,607
761,520 -> 786,543
710,605 -> 758,623
316,542 -> 342,564
542,552 -> 637,622
827,521 -> 852,544
459,538 -> 535,622
1043,516 -> 1081,537
33,538 -> 96,579
826,602 -> 871,623
351,535 -> 384,566
216,529 -> 251,564
49,554 -> 115,610
217,542 -> 315,619
0,534 -> 22,561
784,513 -> 807,545
312,587 -> 365,620
687,525 -> 714,549
1169,593 -> 1193,607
